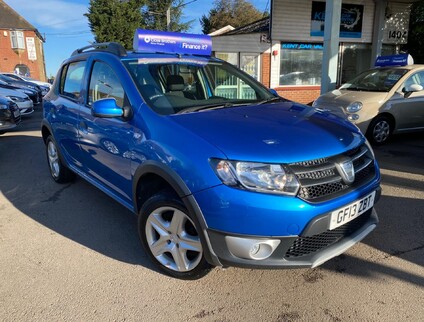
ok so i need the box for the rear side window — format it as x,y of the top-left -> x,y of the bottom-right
60,61 -> 86,100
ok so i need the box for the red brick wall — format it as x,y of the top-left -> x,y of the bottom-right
274,86 -> 321,105
0,29 -> 47,81
261,53 -> 271,88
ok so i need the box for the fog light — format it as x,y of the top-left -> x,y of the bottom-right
348,114 -> 360,121
250,243 -> 260,256
226,236 -> 281,260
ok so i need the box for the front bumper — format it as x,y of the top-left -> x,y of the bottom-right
207,206 -> 378,269
17,100 -> 34,115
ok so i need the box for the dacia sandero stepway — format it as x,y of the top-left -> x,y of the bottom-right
41,30 -> 381,279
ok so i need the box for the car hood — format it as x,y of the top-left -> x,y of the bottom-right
0,87 -> 28,98
315,89 -> 389,109
171,101 -> 364,163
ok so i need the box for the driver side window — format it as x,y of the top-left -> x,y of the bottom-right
403,71 -> 424,92
88,62 -> 125,107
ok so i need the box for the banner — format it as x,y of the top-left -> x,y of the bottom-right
133,29 -> 212,56
311,2 -> 364,38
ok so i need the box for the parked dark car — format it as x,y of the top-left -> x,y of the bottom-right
0,74 -> 42,105
0,96 -> 21,134
1,73 -> 51,96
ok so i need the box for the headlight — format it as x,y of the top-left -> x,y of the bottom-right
211,159 -> 300,195
346,101 -> 363,113
7,96 -> 26,102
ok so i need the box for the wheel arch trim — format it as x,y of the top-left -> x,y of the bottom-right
132,161 -> 222,267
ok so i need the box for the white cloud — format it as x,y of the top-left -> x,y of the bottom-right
4,0 -> 89,31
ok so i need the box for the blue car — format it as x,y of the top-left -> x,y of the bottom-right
41,30 -> 381,279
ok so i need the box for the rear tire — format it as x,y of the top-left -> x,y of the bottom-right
366,116 -> 393,145
45,135 -> 75,183
138,191 -> 211,280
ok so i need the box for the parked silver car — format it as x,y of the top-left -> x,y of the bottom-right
0,82 -> 34,115
313,55 -> 424,145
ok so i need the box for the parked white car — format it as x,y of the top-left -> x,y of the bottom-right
0,87 -> 33,115
313,54 -> 424,145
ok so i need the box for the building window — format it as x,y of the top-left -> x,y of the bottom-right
340,44 -> 372,84
215,52 -> 238,66
10,31 -> 25,49
240,53 -> 260,81
14,64 -> 30,77
216,52 -> 260,81
280,43 -> 323,86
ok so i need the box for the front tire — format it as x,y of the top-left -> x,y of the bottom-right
45,136 -> 75,183
367,116 -> 393,145
138,192 -> 211,279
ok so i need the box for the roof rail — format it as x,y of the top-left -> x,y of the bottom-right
71,42 -> 127,57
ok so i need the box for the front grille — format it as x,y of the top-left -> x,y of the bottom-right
288,144 -> 376,202
285,209 -> 372,258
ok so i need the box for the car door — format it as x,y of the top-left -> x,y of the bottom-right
78,60 -> 134,204
389,70 -> 424,131
51,60 -> 87,170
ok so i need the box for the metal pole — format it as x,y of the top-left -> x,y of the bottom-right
167,6 -> 171,31
321,0 -> 342,94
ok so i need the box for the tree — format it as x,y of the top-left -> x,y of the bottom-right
200,0 -> 266,34
404,0 -> 424,63
85,0 -> 146,49
143,0 -> 194,32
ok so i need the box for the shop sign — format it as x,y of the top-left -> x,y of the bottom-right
26,37 -> 37,61
311,1 -> 363,38
282,43 -> 323,50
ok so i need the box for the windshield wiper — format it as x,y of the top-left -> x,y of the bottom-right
258,96 -> 285,104
178,102 -> 235,114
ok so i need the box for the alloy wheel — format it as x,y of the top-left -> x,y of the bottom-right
145,206 -> 203,272
372,120 -> 390,144
47,140 -> 60,178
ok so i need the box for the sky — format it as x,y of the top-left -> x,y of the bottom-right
3,0 -> 270,78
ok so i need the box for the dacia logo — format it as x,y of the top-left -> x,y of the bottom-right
335,157 -> 355,185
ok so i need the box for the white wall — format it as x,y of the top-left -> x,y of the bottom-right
212,34 -> 272,53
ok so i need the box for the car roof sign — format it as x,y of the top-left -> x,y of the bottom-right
133,29 -> 212,56
375,54 -> 414,67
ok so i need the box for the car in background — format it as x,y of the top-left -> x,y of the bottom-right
1,73 -> 51,96
0,74 -> 42,104
0,82 -> 34,115
0,96 -> 21,134
313,54 -> 424,145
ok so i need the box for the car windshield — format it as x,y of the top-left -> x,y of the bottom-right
123,57 -> 278,115
340,68 -> 408,92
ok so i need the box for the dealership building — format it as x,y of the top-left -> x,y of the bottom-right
211,0 -> 414,104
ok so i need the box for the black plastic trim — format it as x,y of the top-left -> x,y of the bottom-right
207,208 -> 379,269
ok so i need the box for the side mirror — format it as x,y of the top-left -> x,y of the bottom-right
92,98 -> 123,118
269,88 -> 279,97
404,84 -> 423,98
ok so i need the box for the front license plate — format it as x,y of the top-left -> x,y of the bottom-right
329,191 -> 376,230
